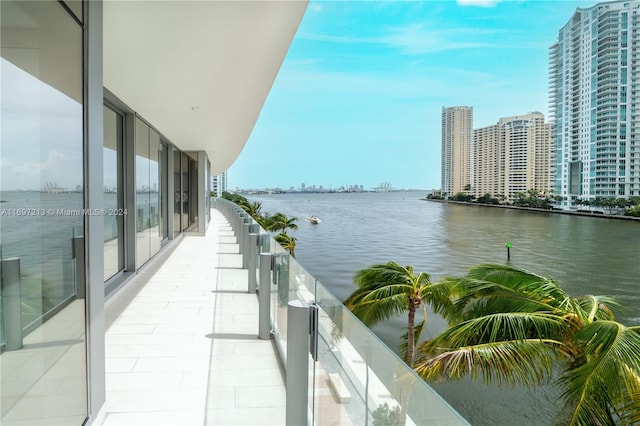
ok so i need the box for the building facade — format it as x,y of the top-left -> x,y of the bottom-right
212,171 -> 228,197
474,113 -> 552,201
441,106 -> 473,197
0,1 -> 306,424
473,124 -> 501,198
549,0 -> 640,209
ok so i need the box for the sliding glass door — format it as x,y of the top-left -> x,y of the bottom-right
103,106 -> 125,281
1,1 -> 88,423
135,118 -> 167,268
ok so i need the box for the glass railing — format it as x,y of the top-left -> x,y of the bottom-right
0,225 -> 82,350
214,197 -> 470,426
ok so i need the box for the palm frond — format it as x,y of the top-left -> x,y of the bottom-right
419,278 -> 458,318
420,311 -> 569,350
574,294 -> 620,322
350,296 -> 408,325
345,262 -> 421,326
441,264 -> 576,324
558,322 -> 640,426
619,363 -> 640,425
414,339 -> 561,387
465,263 -> 568,302
353,262 -> 412,286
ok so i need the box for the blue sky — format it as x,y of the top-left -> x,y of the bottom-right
228,0 -> 594,191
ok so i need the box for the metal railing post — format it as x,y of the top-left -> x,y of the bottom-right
242,222 -> 251,268
233,210 -> 239,233
238,215 -> 248,255
1,257 -> 23,350
258,253 -> 273,340
286,300 -> 310,426
248,233 -> 258,293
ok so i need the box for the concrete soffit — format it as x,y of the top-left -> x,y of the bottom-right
103,1 -> 308,174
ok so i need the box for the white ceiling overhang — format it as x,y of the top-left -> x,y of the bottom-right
103,0 -> 307,175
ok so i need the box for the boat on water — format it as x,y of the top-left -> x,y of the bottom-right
309,215 -> 321,224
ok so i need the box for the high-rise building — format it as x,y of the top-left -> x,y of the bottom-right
473,124 -> 501,198
441,106 -> 473,197
212,171 -> 228,196
474,112 -> 552,201
220,171 -> 227,194
549,0 -> 640,209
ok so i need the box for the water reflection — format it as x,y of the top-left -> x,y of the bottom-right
1,1 -> 87,423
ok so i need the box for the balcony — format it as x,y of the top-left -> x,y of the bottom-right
91,201 -> 468,425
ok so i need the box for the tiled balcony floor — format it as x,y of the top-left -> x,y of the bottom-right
95,209 -> 286,425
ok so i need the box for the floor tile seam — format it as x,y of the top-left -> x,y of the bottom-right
202,214 -> 229,417
204,215 -> 264,412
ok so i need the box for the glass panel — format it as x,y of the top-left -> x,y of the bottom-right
173,150 -> 181,237
149,129 -> 161,256
135,118 -> 150,266
205,159 -> 210,224
217,199 -> 469,426
189,156 -> 198,229
252,203 -> 470,426
103,106 -> 124,281
313,280 -> 469,426
181,153 -> 189,231
1,0 -> 87,423
161,144 -> 169,240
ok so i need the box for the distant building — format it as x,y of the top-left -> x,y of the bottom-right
474,124 -> 500,198
474,112 -> 552,201
549,0 -> 640,209
441,106 -> 473,197
212,171 -> 227,196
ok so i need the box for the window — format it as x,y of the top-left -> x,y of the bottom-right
103,105 -> 125,281
135,118 -> 166,267
0,1 -> 87,422
173,149 -> 182,237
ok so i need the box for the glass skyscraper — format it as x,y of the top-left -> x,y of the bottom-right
550,0 -> 640,210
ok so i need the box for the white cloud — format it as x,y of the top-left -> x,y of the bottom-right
457,0 -> 502,7
12,150 -> 64,173
379,24 -> 499,54
298,24 -> 499,55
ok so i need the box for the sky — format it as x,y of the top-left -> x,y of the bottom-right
228,0 -> 596,191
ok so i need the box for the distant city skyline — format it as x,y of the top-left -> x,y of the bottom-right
232,181 -> 409,192
228,0 -> 595,190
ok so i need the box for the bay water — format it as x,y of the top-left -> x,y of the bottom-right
247,191 -> 640,425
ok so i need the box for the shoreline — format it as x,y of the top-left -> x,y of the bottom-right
424,198 -> 640,222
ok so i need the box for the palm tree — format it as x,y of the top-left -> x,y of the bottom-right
255,212 -> 271,230
413,263 -> 640,425
274,233 -> 296,257
242,201 -> 263,220
343,262 -> 453,367
268,213 -> 298,234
